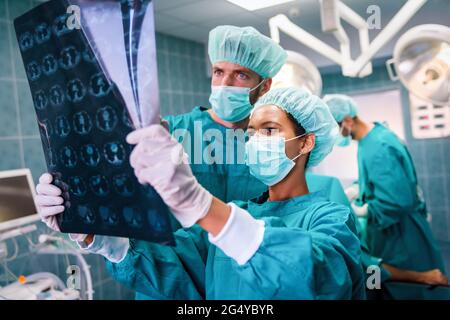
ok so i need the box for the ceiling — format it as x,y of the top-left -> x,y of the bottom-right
153,0 -> 450,67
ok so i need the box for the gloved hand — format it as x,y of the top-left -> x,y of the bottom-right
345,184 -> 359,202
127,124 -> 213,228
35,173 -> 88,242
351,201 -> 368,217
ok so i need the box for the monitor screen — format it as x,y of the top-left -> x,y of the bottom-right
0,171 -> 38,229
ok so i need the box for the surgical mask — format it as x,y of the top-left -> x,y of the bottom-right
337,124 -> 351,147
209,80 -> 265,122
245,133 -> 307,186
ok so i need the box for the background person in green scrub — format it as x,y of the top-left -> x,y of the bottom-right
323,94 -> 448,293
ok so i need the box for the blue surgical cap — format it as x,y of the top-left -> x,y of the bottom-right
253,87 -> 339,167
322,94 -> 358,123
208,25 -> 287,78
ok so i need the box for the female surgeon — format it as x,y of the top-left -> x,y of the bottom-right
35,88 -> 365,299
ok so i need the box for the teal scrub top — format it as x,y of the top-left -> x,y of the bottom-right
105,191 -> 366,300
306,173 -> 392,283
357,123 -> 445,273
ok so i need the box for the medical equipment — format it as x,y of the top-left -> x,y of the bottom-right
0,169 -> 39,233
269,0 -> 428,78
386,24 -> 450,139
387,24 -> 450,107
0,272 -> 80,300
271,50 -> 322,95
0,233 -> 94,300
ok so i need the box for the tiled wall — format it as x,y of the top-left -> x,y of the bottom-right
0,0 -> 211,299
321,63 -> 450,244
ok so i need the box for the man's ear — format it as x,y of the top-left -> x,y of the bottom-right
259,78 -> 272,97
300,134 -> 315,155
343,116 -> 354,127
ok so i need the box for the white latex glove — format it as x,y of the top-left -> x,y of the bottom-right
345,184 -> 360,202
35,173 -> 87,242
351,201 -> 368,217
127,124 -> 213,228
77,235 -> 130,263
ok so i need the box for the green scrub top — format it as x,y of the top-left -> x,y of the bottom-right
357,123 -> 445,273
106,191 -> 366,300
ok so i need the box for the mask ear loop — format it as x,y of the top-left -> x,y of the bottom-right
249,78 -> 266,93
248,78 -> 266,107
286,132 -> 309,161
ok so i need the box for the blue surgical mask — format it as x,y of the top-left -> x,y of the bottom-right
209,80 -> 265,122
336,124 -> 351,147
245,133 -> 307,186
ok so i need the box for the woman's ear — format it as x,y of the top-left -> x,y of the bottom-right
299,133 -> 315,155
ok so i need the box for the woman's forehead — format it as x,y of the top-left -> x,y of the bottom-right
251,104 -> 286,122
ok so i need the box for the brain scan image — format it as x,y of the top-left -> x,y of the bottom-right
52,14 -> 72,37
68,176 -> 87,197
42,54 -> 58,75
103,142 -> 126,166
34,22 -> 51,44
123,206 -> 143,229
34,90 -> 48,110
66,78 -> 85,103
89,73 -> 112,97
60,146 -> 77,168
96,106 -> 118,132
80,144 -> 100,167
89,175 -> 110,197
59,46 -> 81,70
19,32 -> 34,51
77,204 -> 96,225
73,111 -> 93,135
15,0 -> 173,244
99,206 -> 120,227
55,115 -> 70,137
49,85 -> 65,106
113,174 -> 134,196
26,61 -> 41,81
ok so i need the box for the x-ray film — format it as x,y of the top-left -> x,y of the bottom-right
14,0 -> 174,244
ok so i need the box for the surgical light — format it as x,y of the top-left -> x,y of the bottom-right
387,24 -> 450,106
271,50 -> 322,96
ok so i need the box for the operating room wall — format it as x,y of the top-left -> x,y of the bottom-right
320,63 -> 450,246
0,0 -> 211,299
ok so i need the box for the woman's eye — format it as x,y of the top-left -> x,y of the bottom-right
260,128 -> 277,136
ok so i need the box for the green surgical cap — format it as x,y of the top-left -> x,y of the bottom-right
208,25 -> 287,78
322,94 -> 358,123
254,87 -> 339,167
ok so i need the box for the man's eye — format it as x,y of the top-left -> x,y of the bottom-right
213,70 -> 223,76
237,72 -> 248,80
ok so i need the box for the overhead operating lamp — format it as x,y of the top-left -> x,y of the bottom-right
387,24 -> 450,106
271,50 -> 322,96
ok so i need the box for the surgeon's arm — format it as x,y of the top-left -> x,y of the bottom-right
365,145 -> 415,229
